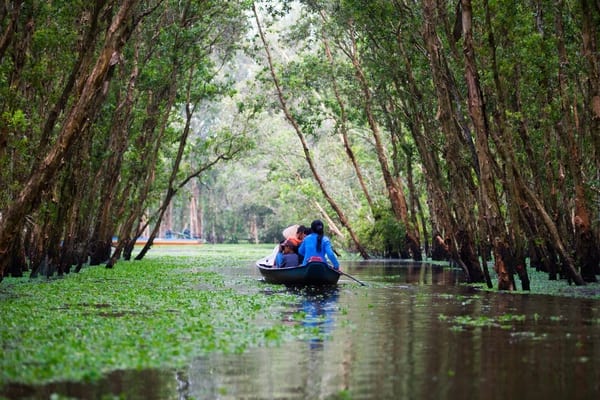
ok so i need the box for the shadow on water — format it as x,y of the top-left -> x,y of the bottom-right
3,260 -> 600,399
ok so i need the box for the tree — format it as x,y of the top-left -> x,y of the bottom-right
252,1 -> 369,258
0,0 -> 141,280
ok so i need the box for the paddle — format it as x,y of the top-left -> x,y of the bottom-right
338,269 -> 366,286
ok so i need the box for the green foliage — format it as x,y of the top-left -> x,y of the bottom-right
355,202 -> 407,258
1,109 -> 28,132
0,245 -> 303,386
1,0 -> 598,289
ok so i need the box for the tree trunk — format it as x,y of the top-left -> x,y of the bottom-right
421,0 -> 484,282
461,0 -> 511,289
319,14 -> 375,214
0,0 -> 23,62
555,2 -> 598,281
253,3 -> 369,259
345,22 -> 421,260
39,1 -> 107,154
395,28 -> 454,262
135,73 -> 195,260
91,34 -> 140,265
580,0 -> 600,169
480,0 -> 585,286
0,0 -> 140,280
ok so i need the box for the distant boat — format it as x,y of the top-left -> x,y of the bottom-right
112,237 -> 203,246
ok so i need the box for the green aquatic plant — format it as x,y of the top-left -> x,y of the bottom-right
0,245 -> 301,386
453,315 -> 497,328
442,313 -> 528,330
498,314 -> 526,323
480,268 -> 600,299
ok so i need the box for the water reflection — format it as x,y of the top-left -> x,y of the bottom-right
288,286 -> 339,349
346,259 -> 466,286
1,368 -> 179,400
3,261 -> 600,400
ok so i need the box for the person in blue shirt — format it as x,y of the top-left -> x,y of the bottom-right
298,219 -> 340,269
276,239 -> 300,268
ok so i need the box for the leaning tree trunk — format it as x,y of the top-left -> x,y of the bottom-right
462,0 -> 512,289
319,14 -> 376,214
0,0 -> 23,62
117,75 -> 178,262
421,0 -> 484,282
106,184 -> 139,269
479,0 -> 585,286
90,36 -> 140,265
59,151 -> 91,274
133,65 -> 196,261
253,3 -> 369,259
395,32 -> 457,261
37,1 -> 106,154
344,22 -> 421,260
580,0 -> 600,171
119,110 -> 174,262
480,0 -> 532,290
555,3 -> 599,282
0,0 -> 140,281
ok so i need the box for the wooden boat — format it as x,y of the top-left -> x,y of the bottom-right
256,260 -> 341,285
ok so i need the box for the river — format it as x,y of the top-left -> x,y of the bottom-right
4,260 -> 600,399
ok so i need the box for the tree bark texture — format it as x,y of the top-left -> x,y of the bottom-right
461,0 -> 511,289
0,0 -> 140,280
345,22 -> 421,260
421,0 -> 484,282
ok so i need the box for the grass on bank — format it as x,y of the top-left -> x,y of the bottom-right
0,244 -> 300,386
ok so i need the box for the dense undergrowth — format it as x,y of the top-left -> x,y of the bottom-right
0,244 -> 300,386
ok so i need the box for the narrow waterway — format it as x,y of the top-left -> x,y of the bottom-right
4,260 -> 600,399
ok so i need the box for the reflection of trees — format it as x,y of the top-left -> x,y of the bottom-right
349,260 -> 466,286
0,369 -> 178,399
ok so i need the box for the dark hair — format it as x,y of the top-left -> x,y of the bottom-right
311,219 -> 324,251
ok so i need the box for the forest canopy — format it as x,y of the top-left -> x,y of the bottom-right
0,0 -> 599,290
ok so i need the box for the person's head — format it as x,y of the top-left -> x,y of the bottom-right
310,219 -> 325,252
296,225 -> 308,241
283,240 -> 295,253
310,219 -> 324,235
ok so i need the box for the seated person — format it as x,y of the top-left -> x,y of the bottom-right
274,239 -> 285,267
285,225 -> 306,246
276,239 -> 300,268
298,219 -> 339,269
294,225 -> 311,263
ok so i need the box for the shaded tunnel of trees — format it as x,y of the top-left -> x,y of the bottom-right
0,0 -> 599,290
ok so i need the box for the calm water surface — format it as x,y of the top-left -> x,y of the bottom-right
4,260 -> 600,399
